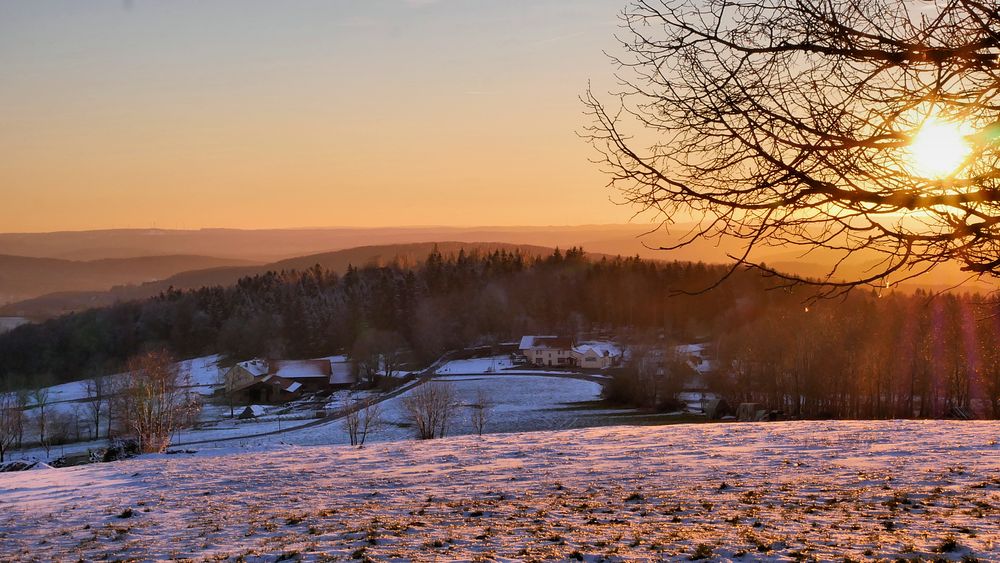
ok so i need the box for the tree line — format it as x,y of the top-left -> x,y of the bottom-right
713,290 -> 1000,419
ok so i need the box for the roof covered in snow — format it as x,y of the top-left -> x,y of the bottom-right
572,341 -> 621,358
270,360 -> 332,379
519,335 -> 573,351
230,373 -> 302,395
329,361 -> 356,386
236,359 -> 269,377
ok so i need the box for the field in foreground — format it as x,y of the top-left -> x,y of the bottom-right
1,421 -> 998,561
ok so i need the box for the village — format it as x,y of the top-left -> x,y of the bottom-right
0,333 -> 736,470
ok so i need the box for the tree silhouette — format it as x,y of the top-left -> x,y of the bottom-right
585,0 -> 1000,295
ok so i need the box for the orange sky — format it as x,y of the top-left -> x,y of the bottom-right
0,1 -> 632,232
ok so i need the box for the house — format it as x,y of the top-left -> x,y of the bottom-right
224,359 -> 269,390
519,336 -> 576,367
519,336 -> 623,369
571,341 -> 622,369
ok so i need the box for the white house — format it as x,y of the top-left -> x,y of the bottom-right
571,341 -> 621,369
519,336 -> 622,369
519,335 -> 575,367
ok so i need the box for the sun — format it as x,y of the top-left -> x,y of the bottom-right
906,117 -> 972,179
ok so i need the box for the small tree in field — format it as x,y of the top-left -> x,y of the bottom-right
13,388 -> 29,449
403,382 -> 459,440
0,392 -> 19,463
85,375 -> 108,440
114,349 -> 200,453
219,367 -> 241,418
342,396 -> 383,446
31,388 -> 52,457
469,389 -> 493,437
31,385 -> 51,452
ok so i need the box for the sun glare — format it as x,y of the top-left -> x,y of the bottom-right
906,117 -> 972,179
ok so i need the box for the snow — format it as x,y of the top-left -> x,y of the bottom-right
179,375 -> 608,449
177,355 -> 223,387
0,316 -> 28,334
0,420 -> 997,561
518,335 -> 566,350
328,360 -> 354,385
0,460 -> 52,472
436,356 -> 513,374
272,360 -> 330,379
573,340 -> 621,358
241,405 -> 267,418
26,379 -> 91,405
234,359 -> 268,378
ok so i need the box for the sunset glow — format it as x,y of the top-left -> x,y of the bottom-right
906,117 -> 972,179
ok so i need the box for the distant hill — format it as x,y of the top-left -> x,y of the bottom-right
2,227 -> 993,319
0,226 -> 666,262
0,242 -> 573,319
0,254 -> 259,306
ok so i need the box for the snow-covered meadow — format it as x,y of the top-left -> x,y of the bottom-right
180,374 -> 614,449
1,420 -> 997,561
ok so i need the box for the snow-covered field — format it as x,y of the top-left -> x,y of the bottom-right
181,375 -> 612,449
1,420 -> 997,561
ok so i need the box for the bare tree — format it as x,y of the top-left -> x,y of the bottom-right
13,388 -> 28,449
402,382 -> 459,440
85,375 -> 108,440
113,349 -> 201,453
342,396 -> 384,446
468,389 -> 493,437
0,392 -> 19,463
585,0 -> 1000,296
31,386 -> 51,454
219,367 -> 242,418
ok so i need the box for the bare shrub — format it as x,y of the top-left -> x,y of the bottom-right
113,349 -> 202,453
403,382 -> 459,440
469,389 -> 493,437
342,396 -> 383,446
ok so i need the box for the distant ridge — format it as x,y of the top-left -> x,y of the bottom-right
0,254 -> 259,306
0,225 -> 661,262
0,242 -> 578,319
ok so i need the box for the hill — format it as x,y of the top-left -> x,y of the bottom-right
0,242 -> 571,319
0,254 -> 259,306
0,226 -> 667,262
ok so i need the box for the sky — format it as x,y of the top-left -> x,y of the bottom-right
0,0 -> 632,232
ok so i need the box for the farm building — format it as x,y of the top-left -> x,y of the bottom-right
229,375 -> 302,405
269,360 -> 334,393
221,357 -> 358,404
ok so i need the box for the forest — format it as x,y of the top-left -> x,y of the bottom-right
0,247 -> 997,419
